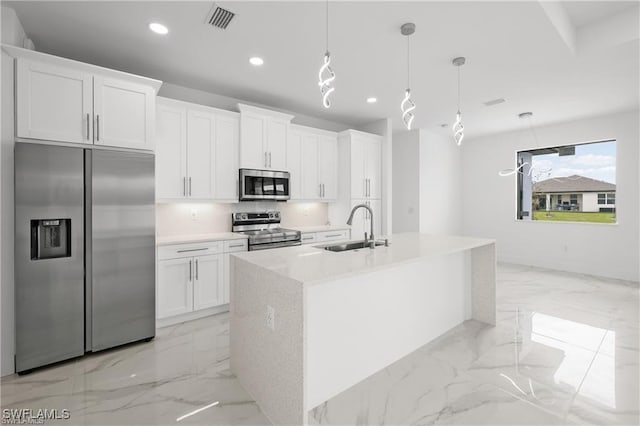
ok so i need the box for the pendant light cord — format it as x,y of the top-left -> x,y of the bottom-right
407,36 -> 410,89
457,66 -> 461,112
326,0 -> 329,54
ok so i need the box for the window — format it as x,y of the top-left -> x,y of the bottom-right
515,139 -> 616,224
598,193 -> 615,205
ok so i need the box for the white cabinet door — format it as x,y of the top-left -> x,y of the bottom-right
300,134 -> 320,199
316,229 -> 350,242
16,59 -> 93,144
240,113 -> 267,169
157,258 -> 193,319
214,113 -> 240,201
366,136 -> 382,199
93,76 -> 155,150
187,109 -> 215,199
193,254 -> 224,310
318,135 -> 338,200
155,100 -> 187,199
267,118 -> 288,170
287,130 -> 302,200
350,136 -> 367,199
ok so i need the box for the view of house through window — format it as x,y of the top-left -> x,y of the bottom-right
516,140 -> 616,223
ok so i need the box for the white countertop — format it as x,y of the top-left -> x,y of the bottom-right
233,233 -> 494,285
156,232 -> 247,246
290,225 -> 351,233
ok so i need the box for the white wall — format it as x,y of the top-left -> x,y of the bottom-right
418,130 -> 463,235
156,201 -> 329,237
392,130 -> 420,232
392,129 -> 463,235
462,110 -> 639,282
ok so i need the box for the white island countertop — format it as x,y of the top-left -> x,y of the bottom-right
233,232 -> 494,285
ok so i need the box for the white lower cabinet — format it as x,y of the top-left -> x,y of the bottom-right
157,257 -> 193,318
156,239 -> 247,321
192,254 -> 224,310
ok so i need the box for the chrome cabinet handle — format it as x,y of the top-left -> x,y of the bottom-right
228,243 -> 245,248
189,177 -> 192,196
269,152 -> 272,168
319,183 -> 322,198
264,152 -> 268,168
96,115 -> 100,141
177,248 -> 208,253
302,236 -> 314,240
183,177 -> 186,196
195,259 -> 199,280
189,259 -> 192,281
86,113 -> 90,140
326,233 -> 342,238
322,184 -> 325,198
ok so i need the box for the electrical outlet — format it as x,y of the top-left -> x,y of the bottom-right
266,305 -> 275,331
190,208 -> 198,220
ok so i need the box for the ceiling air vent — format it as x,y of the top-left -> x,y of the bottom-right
205,4 -> 235,29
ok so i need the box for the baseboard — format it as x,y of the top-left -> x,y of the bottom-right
156,304 -> 230,329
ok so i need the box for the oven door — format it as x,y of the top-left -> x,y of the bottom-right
249,240 -> 301,251
239,169 -> 290,201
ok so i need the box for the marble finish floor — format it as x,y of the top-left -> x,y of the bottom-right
1,263 -> 638,425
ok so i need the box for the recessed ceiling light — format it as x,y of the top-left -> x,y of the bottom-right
249,57 -> 264,66
149,22 -> 168,35
366,97 -> 377,104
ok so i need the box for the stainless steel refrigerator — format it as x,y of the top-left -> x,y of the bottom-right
15,142 -> 155,373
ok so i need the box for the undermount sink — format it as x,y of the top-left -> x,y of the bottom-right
321,240 -> 385,252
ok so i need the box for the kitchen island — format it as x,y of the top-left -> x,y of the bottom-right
230,233 -> 496,425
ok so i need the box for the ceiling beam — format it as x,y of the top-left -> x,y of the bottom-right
537,0 -> 577,54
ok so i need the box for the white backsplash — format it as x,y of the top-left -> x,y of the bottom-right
156,201 -> 330,237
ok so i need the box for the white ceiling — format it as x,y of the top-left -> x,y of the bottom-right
5,1 -> 640,138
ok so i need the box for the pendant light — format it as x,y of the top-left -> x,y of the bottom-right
318,0 -> 335,108
452,56 -> 466,145
400,23 -> 416,130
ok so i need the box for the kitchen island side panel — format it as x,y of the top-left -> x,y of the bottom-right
230,256 -> 306,425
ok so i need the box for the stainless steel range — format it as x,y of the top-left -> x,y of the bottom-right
232,211 -> 301,251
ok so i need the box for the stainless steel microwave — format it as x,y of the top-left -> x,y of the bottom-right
239,169 -> 290,201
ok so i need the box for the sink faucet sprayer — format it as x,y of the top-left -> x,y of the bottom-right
346,204 -> 375,248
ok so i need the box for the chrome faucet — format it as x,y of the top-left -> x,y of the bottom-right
346,204 -> 375,248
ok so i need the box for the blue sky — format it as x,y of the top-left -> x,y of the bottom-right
530,140 -> 616,184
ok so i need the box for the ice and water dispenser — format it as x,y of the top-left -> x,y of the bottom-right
30,219 -> 71,260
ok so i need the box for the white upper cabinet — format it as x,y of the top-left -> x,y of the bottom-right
155,97 -> 240,201
341,130 -> 382,200
186,107 -> 215,199
10,47 -> 161,150
93,76 -> 155,150
155,100 -> 187,199
238,104 -> 293,170
214,113 -> 240,201
289,124 -> 338,201
16,59 -> 93,144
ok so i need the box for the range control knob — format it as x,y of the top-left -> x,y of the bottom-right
241,213 -> 248,220
268,212 -> 274,219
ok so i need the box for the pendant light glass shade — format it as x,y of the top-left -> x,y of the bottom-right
318,52 -> 335,108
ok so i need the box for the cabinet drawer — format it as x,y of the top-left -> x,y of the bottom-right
300,233 -> 317,244
158,241 -> 223,260
224,239 -> 248,253
316,230 -> 350,242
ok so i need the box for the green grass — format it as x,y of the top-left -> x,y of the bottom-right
532,210 -> 616,223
